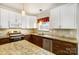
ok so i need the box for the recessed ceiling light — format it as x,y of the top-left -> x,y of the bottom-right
39,9 -> 43,11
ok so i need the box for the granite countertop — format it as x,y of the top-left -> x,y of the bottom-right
0,33 -> 77,43
32,33 -> 77,44
0,40 -> 54,55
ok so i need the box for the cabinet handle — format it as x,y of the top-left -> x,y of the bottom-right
59,25 -> 61,28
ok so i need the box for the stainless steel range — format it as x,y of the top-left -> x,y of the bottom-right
9,33 -> 24,42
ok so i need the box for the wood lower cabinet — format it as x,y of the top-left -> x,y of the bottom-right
52,39 -> 77,55
31,35 -> 43,48
0,38 -> 10,45
24,35 -> 33,42
24,34 -> 77,55
25,35 -> 43,48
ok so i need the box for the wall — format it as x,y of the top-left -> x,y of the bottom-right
76,4 -> 79,54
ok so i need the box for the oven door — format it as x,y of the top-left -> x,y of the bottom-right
10,35 -> 24,42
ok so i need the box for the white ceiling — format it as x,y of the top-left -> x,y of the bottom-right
0,3 -> 66,15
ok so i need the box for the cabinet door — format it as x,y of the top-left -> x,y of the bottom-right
30,16 -> 37,28
0,8 -> 9,28
50,4 -> 77,29
50,7 -> 60,29
0,8 -> 1,28
32,35 -> 43,47
0,38 -> 10,45
27,16 -> 37,28
21,16 -> 28,28
60,4 -> 77,29
16,13 -> 22,28
24,35 -> 33,43
52,39 -> 77,55
8,10 -> 16,28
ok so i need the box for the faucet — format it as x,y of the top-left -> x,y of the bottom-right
41,32 -> 44,35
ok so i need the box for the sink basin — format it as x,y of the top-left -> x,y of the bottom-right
43,35 -> 52,37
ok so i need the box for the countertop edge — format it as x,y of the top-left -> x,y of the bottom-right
31,34 -> 77,44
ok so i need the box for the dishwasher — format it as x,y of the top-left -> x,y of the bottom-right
43,39 -> 52,52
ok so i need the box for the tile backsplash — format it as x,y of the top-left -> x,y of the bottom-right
0,29 -> 37,35
51,29 -> 76,38
37,29 -> 77,38
0,29 -> 77,39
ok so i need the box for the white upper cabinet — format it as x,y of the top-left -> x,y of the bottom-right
50,4 -> 77,29
0,8 -> 37,29
0,8 -> 9,28
7,10 -> 22,28
60,4 -> 76,29
16,13 -> 22,28
50,7 -> 61,29
21,15 -> 37,28
27,16 -> 37,28
21,16 -> 28,28
8,10 -> 16,28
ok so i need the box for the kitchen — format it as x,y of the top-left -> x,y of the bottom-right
0,3 -> 78,55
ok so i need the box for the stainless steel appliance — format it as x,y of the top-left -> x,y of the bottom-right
8,32 -> 24,42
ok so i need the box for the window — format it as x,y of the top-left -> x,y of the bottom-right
37,17 -> 49,31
